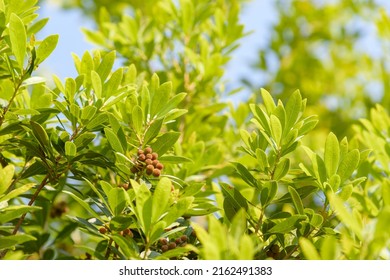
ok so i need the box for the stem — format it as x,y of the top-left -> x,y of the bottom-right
105,239 -> 113,259
12,174 -> 50,235
0,80 -> 23,128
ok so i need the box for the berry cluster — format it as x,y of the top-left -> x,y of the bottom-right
159,235 -> 188,252
131,147 -> 163,177
98,226 -> 133,238
266,244 -> 280,259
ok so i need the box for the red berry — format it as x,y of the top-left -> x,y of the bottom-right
152,169 -> 161,177
99,227 -> 107,234
144,147 -> 152,154
156,163 -> 164,170
146,165 -> 154,175
152,160 -> 159,167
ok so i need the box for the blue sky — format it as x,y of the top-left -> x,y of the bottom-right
37,1 -> 274,90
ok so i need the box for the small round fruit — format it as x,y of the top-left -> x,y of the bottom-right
180,235 -> 188,242
161,245 -> 169,252
145,159 -> 153,165
175,238 -> 182,244
156,163 -> 164,170
145,154 -> 153,160
159,238 -> 168,245
266,250 -> 273,258
99,227 -> 107,234
122,183 -> 129,190
152,169 -> 161,177
144,147 -> 152,154
146,165 -> 154,175
168,242 -> 176,250
138,154 -> 146,162
123,228 -> 131,236
137,149 -> 144,155
151,153 -> 158,160
152,160 -> 159,167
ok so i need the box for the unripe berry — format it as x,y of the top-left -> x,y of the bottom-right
161,245 -> 169,252
152,169 -> 161,177
151,153 -> 158,160
144,147 -> 152,154
99,227 -> 107,234
168,242 -> 176,250
156,163 -> 164,170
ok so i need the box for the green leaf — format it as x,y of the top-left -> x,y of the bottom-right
0,205 -> 41,224
97,50 -> 116,82
132,105 -> 143,135
9,13 -> 26,68
285,89 -> 302,131
234,162 -> 258,189
143,118 -> 164,145
63,190 -> 102,221
110,215 -> 133,231
260,88 -> 276,114
268,215 -> 306,234
30,120 -> 49,149
150,81 -> 172,117
0,234 -> 37,250
36,34 -> 59,64
299,237 -> 321,260
157,92 -> 187,117
110,234 -> 139,259
328,192 -> 362,240
288,186 -> 304,215
104,127 -> 124,154
151,132 -> 180,156
91,71 -> 102,98
0,183 -> 35,203
324,132 -> 340,178
220,182 -> 248,221
162,197 -> 194,226
65,141 -> 77,157
81,105 -> 97,123
151,177 -> 171,223
310,213 -> 323,228
337,149 -> 360,183
0,164 -> 15,195
273,158 -> 290,180
321,235 -> 337,260
270,114 -> 282,145
338,184 -> 353,201
108,187 -> 127,216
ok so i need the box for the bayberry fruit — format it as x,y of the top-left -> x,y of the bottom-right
99,227 -> 107,234
152,160 -> 159,167
123,228 -> 131,236
138,154 -> 146,161
145,159 -> 153,165
159,238 -> 168,245
180,235 -> 188,242
146,153 -> 153,160
161,245 -> 169,252
168,242 -> 176,250
122,183 -> 129,190
151,153 -> 158,160
146,165 -> 154,175
137,149 -> 144,155
156,163 -> 164,170
175,238 -> 182,244
152,169 -> 161,177
144,147 -> 152,154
